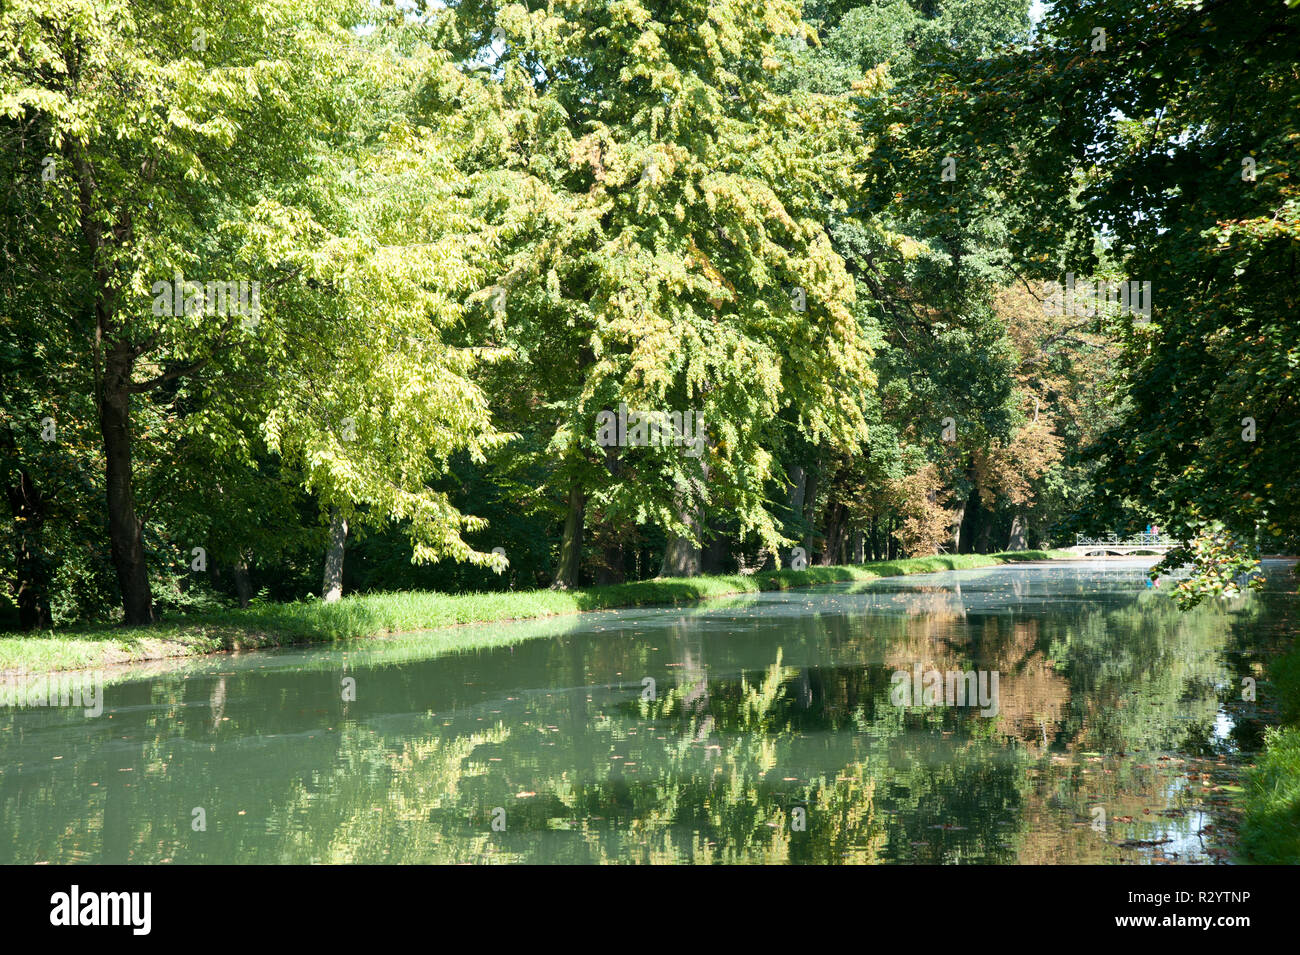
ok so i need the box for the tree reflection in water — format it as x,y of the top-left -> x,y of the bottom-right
0,564 -> 1289,864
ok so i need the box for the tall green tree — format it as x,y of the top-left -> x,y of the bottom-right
1,0 -> 508,619
456,0 -> 876,586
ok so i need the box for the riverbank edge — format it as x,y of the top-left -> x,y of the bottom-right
0,550 -> 1071,677
1239,640 -> 1300,864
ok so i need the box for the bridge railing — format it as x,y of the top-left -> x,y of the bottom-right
1074,533 -> 1179,547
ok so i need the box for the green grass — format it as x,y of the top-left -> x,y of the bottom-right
1238,727 -> 1300,864
0,550 -> 1069,676
1238,640 -> 1300,864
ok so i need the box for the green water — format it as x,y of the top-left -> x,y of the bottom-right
1,559 -> 1295,864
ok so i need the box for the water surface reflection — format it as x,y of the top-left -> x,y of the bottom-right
1,559 -> 1293,864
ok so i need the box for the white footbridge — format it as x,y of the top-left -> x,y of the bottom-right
1066,533 -> 1180,556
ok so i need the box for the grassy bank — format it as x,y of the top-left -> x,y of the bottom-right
1239,728 -> 1300,864
1239,641 -> 1300,864
0,550 -> 1067,676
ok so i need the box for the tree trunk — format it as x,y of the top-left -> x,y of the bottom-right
1007,512 -> 1027,551
852,528 -> 865,564
801,466 -> 820,557
663,448 -> 710,577
949,500 -> 966,555
660,520 -> 701,577
700,523 -> 731,575
786,464 -> 807,525
594,438 -> 625,586
595,541 -> 625,586
232,554 -> 253,608
5,468 -> 53,629
552,481 -> 586,589
779,464 -> 806,567
820,498 -> 847,566
977,507 -> 993,554
322,508 -> 347,602
100,342 -> 153,625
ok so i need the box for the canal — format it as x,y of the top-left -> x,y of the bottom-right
1,559 -> 1295,863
